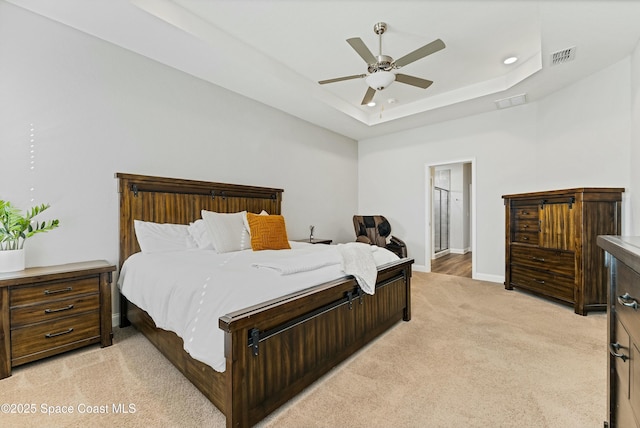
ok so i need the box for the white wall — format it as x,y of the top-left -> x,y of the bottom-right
359,57 -> 633,281
0,4 -> 358,314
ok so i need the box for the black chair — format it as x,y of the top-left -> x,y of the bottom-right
352,215 -> 407,258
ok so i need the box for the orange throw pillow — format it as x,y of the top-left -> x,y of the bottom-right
247,212 -> 291,251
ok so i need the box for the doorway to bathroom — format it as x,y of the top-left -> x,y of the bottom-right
428,161 -> 473,278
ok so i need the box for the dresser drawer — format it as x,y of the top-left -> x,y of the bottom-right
10,294 -> 99,328
612,319 -> 631,400
11,312 -> 100,362
611,319 -> 638,428
510,265 -> 574,302
614,262 -> 640,343
10,277 -> 99,307
512,231 -> 539,245
511,246 -> 574,277
513,218 -> 538,233
511,204 -> 538,220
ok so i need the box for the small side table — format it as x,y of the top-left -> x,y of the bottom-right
295,238 -> 332,245
0,260 -> 115,379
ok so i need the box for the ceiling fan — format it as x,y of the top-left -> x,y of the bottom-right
318,22 -> 445,105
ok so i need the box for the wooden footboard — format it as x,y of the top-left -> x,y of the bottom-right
221,258 -> 412,427
122,258 -> 412,427
116,173 -> 413,427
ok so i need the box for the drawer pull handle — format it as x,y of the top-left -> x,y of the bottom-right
44,287 -> 73,295
521,211 -> 529,215
533,279 -> 545,284
44,304 -> 74,314
522,237 -> 529,241
522,225 -> 529,229
609,343 -> 629,362
531,257 -> 545,262
618,293 -> 639,310
45,328 -> 74,339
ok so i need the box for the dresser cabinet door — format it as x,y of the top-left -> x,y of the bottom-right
539,202 -> 574,251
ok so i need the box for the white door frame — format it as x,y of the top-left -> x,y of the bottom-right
424,158 -> 477,278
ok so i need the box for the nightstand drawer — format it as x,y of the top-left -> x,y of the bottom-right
10,294 -> 100,328
11,312 -> 100,362
10,277 -> 99,307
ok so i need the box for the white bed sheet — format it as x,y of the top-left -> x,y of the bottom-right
118,242 -> 399,372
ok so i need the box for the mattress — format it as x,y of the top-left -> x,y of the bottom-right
118,242 -> 399,372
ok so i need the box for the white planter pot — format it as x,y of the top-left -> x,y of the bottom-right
0,249 -> 26,273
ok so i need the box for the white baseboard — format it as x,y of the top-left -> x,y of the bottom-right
413,264 -> 428,272
112,313 -> 120,328
413,264 -> 504,283
473,273 -> 504,284
450,247 -> 471,255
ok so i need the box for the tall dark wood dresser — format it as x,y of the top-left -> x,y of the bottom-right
598,236 -> 640,427
503,188 -> 623,315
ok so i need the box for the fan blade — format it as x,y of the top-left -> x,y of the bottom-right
361,87 -> 376,105
318,74 -> 366,85
395,73 -> 433,89
347,37 -> 377,64
394,38 -> 445,68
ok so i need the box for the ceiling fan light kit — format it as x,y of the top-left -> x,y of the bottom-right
318,22 -> 445,105
366,70 -> 395,90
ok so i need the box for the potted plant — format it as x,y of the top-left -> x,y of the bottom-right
0,200 -> 60,272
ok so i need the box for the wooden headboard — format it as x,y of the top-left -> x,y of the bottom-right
116,173 -> 283,267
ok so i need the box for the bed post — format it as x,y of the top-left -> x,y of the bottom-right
403,263 -> 412,321
224,329 -> 249,428
119,295 -> 130,327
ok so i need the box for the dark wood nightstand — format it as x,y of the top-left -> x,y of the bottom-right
294,238 -> 332,245
0,260 -> 115,379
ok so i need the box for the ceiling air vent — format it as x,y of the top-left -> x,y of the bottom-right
495,94 -> 527,110
551,46 -> 576,65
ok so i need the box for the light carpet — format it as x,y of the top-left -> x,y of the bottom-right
0,272 -> 607,427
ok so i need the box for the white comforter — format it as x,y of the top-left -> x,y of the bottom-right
118,242 -> 399,372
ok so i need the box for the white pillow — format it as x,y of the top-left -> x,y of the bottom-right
134,220 -> 197,253
188,219 -> 215,250
243,210 -> 269,236
201,210 -> 250,253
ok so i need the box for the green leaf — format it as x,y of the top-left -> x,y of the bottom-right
0,200 -> 59,250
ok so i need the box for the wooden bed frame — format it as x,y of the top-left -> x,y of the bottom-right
116,173 -> 413,427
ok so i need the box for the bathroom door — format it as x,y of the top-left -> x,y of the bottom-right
433,186 -> 449,253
